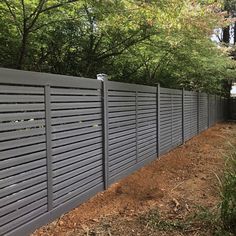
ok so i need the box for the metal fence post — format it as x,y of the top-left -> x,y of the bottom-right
215,94 -> 217,124
182,88 -> 185,144
157,84 -> 160,157
45,84 -> 53,211
207,94 -> 210,128
220,96 -> 222,121
98,74 -> 109,190
197,91 -> 200,134
135,91 -> 139,163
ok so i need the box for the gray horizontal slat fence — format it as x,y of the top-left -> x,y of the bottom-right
199,93 -> 208,132
137,89 -> 157,162
0,68 -> 228,236
209,94 -> 216,127
0,68 -> 104,236
230,97 -> 236,120
159,88 -> 182,155
50,86 -> 104,208
107,81 -> 157,185
0,82 -> 47,236
184,91 -> 198,141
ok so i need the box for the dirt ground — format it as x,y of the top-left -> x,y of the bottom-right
33,122 -> 236,236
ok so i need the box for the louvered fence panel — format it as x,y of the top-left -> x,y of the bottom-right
160,88 -> 172,154
199,93 -> 208,132
107,84 -> 137,182
184,91 -> 198,141
137,89 -> 157,162
160,88 -> 182,155
50,87 -> 104,208
0,84 -> 47,236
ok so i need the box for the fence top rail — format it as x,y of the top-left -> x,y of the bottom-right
199,92 -> 208,96
160,87 -> 182,95
0,68 -> 102,89
184,90 -> 198,95
107,81 -> 157,93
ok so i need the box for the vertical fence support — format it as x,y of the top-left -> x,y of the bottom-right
219,96 -> 221,121
170,93 -> 173,147
99,74 -> 109,190
135,91 -> 139,163
157,84 -> 160,157
207,94 -> 210,128
45,84 -> 53,211
182,88 -> 185,144
228,97 -> 231,120
215,94 -> 217,124
197,91 -> 200,134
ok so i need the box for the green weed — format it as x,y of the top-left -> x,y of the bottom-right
220,150 -> 236,234
140,209 -> 191,232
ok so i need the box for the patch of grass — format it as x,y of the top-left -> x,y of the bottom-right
140,206 -> 225,235
140,209 -> 191,232
140,146 -> 236,235
220,149 -> 236,235
191,205 -> 218,225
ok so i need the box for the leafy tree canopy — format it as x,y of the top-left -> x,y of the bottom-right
0,0 -> 235,95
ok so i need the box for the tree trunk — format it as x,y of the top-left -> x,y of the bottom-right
234,22 -> 236,45
17,32 -> 28,69
223,25 -> 230,44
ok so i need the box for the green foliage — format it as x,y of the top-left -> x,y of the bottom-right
0,0 -> 235,94
220,149 -> 236,234
140,209 -> 191,232
140,204 -> 234,235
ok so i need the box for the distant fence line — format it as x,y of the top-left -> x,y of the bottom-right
230,98 -> 236,120
0,68 -> 228,236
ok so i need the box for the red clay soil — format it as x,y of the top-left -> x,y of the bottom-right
32,123 -> 236,236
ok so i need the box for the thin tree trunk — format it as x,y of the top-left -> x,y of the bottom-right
234,22 -> 236,45
223,25 -> 230,44
17,32 -> 28,69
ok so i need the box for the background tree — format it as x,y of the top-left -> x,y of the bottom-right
0,0 -> 235,95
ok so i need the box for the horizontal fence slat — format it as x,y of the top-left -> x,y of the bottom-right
0,120 -> 45,132
51,88 -> 101,96
0,135 -> 46,151
0,68 -> 102,89
0,127 -> 45,142
52,126 -> 102,140
52,143 -> 102,163
0,182 -> 47,208
0,190 -> 47,218
53,170 -> 103,196
0,143 -> 46,161
0,85 -> 44,94
0,104 -> 45,112
0,159 -> 46,179
0,150 -> 46,170
0,206 -> 47,236
51,102 -> 102,110
0,175 -> 47,199
51,95 -> 101,103
51,108 -> 102,118
52,136 -> 102,156
54,179 -> 104,207
0,94 -> 44,103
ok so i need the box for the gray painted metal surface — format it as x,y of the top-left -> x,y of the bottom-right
230,98 -> 236,120
0,68 -> 227,236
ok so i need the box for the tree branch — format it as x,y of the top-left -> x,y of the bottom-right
27,0 -> 47,32
27,0 -> 47,21
3,0 -> 23,34
39,0 -> 80,14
